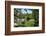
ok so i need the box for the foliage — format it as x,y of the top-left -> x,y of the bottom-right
32,9 -> 39,26
14,8 -> 39,27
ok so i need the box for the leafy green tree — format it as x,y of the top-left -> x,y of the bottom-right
14,8 -> 23,18
32,9 -> 39,26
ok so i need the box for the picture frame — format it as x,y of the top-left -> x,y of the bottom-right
5,1 -> 45,35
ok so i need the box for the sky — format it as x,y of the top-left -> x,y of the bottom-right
21,8 -> 32,14
14,8 -> 32,14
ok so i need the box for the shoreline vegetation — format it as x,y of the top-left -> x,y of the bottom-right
14,8 -> 39,27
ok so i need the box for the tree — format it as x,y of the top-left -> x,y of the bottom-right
14,8 -> 23,18
32,9 -> 39,26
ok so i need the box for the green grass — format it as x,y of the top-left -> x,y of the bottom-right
24,19 -> 35,27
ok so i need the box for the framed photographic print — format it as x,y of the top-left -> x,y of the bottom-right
5,1 -> 45,35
